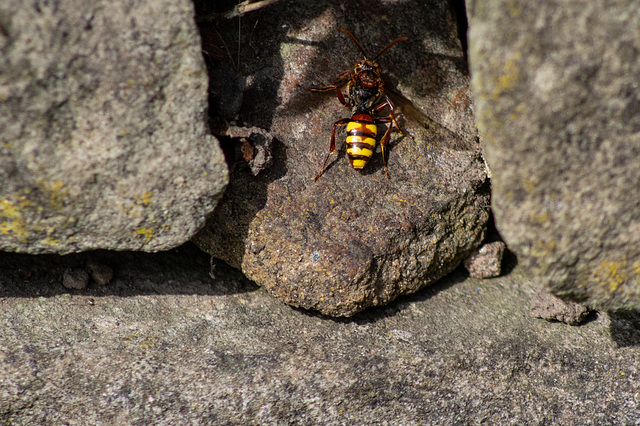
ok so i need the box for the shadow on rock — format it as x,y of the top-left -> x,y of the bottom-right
0,243 -> 258,299
295,265 -> 469,324
609,311 -> 640,347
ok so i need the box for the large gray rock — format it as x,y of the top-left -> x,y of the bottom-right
467,1 -> 640,309
0,0 -> 228,254
1,244 -> 639,423
194,0 -> 489,316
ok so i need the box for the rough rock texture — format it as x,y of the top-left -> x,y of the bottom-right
194,0 -> 489,316
2,245 -> 640,424
463,241 -> 505,278
467,1 -> 640,309
531,290 -> 593,326
0,0 -> 228,254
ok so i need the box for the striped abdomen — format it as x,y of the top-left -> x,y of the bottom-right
346,113 -> 377,170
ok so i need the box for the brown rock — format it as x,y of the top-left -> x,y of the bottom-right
87,260 -> 113,286
194,0 -> 489,316
530,290 -> 593,326
463,241 -> 506,278
62,268 -> 89,290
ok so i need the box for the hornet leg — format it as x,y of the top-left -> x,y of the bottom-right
374,96 -> 413,179
313,118 -> 351,181
309,71 -> 353,108
375,116 -> 394,179
374,96 -> 412,138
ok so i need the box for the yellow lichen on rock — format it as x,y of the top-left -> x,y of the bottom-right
0,199 -> 28,242
135,227 -> 155,243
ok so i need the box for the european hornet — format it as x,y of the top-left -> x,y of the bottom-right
310,28 -> 412,181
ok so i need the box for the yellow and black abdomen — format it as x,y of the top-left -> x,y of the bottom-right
345,113 -> 377,170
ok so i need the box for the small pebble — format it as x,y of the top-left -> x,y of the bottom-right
463,241 -> 506,278
87,260 -> 113,286
62,268 -> 90,290
530,290 -> 593,326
